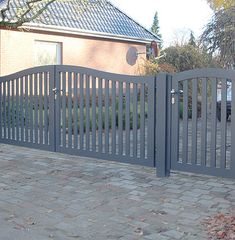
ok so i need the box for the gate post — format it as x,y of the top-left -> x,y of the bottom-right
155,73 -> 172,177
48,65 -> 57,152
54,65 -> 60,152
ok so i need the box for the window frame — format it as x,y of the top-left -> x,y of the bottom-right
34,40 -> 62,66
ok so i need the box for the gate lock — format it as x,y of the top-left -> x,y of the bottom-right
170,89 -> 183,104
52,88 -> 63,99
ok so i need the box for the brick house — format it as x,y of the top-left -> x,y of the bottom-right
0,0 -> 159,76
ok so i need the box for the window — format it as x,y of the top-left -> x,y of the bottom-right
35,41 -> 62,66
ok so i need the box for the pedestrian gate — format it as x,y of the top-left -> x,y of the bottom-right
169,69 -> 235,178
0,66 -> 235,178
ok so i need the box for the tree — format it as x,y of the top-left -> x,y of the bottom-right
158,44 -> 220,72
141,31 -> 220,75
188,31 -> 196,47
206,0 -> 234,10
200,6 -> 235,68
0,0 -> 57,28
151,11 -> 162,48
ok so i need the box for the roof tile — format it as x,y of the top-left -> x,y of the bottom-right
1,0 -> 159,41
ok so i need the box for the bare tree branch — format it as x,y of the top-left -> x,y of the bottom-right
0,0 -> 11,21
0,0 -> 56,28
0,0 -> 91,28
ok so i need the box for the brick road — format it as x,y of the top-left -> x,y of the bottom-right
0,144 -> 234,240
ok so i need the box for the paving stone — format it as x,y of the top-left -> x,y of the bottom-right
144,233 -> 171,240
129,190 -> 147,196
200,194 -> 213,200
128,195 -> 142,201
179,195 -> 199,202
162,208 -> 181,215
163,229 -> 185,239
180,212 -> 201,221
121,184 -> 138,190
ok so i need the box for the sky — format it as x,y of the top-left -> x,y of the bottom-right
110,0 -> 213,47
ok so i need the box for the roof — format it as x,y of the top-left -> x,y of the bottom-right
0,0 -> 159,43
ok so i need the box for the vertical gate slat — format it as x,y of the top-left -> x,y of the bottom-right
16,79 -> 19,141
54,69 -> 60,150
0,83 -> 3,138
74,73 -> 78,149
92,76 -> 96,152
104,80 -> 109,154
191,79 -> 198,165
80,74 -> 84,150
48,67 -> 55,150
7,81 -> 11,139
210,79 -> 217,168
98,78 -> 103,153
201,78 -> 207,166
68,72 -> 72,148
3,81 -> 6,139
59,72 -> 63,147
231,80 -> 235,171
12,80 -> 15,140
182,81 -> 188,164
10,80 -> 13,140
111,81 -> 116,154
25,76 -> 29,142
72,73 -> 74,148
62,72 -> 67,148
30,75 -> 33,143
133,83 -> 138,158
34,74 -> 39,144
2,82 -> 4,139
140,84 -> 145,159
39,73 -> 43,144
85,75 -> 90,150
0,83 -> 2,139
20,77 -> 24,141
44,73 -> 48,145
147,79 -> 155,164
125,83 -> 130,156
118,81 -> 123,156
220,79 -> 227,169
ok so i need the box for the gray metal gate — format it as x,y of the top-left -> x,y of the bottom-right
1,66 -> 235,178
0,65 -> 155,167
0,66 -> 55,151
170,69 -> 235,178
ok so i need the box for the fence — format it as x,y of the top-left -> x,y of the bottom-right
0,66 -> 235,179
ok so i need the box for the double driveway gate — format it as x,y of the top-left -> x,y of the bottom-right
0,66 -> 235,178
0,65 -> 155,167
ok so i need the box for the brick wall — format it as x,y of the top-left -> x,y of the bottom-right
0,29 -> 147,76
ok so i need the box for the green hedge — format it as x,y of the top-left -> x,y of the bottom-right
62,101 -> 148,133
1,97 -> 148,132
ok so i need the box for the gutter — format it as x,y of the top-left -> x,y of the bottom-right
21,23 -> 158,44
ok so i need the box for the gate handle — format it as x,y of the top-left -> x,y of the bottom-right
52,88 -> 63,95
171,89 -> 183,95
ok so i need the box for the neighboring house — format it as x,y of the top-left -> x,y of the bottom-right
0,0 -> 159,76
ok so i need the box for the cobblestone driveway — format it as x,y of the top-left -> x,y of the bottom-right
0,144 -> 234,240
